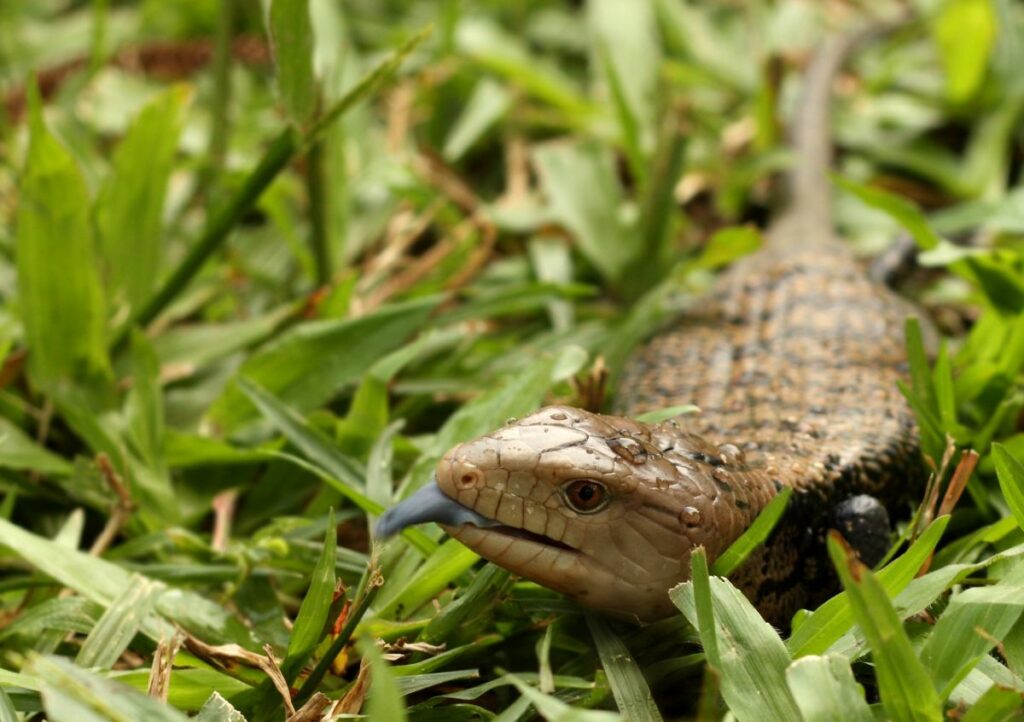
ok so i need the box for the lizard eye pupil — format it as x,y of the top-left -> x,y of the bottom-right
564,480 -> 607,513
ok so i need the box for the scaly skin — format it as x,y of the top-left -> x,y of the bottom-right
378,26 -> 924,625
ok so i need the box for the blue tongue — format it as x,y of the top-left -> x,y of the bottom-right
376,480 -> 501,538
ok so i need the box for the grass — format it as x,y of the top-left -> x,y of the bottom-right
0,0 -> 1023,719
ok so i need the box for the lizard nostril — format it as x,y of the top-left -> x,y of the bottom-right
457,470 -> 480,489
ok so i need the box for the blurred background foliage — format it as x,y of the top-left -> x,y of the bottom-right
1,0 -> 1024,720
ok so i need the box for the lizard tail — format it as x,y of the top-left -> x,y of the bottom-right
770,22 -> 901,245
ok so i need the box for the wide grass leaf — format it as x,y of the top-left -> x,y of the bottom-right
209,295 -> 440,432
920,563 -> 1024,698
76,576 -> 159,669
269,0 -> 316,124
96,85 -> 188,311
28,655 -> 190,722
16,86 -> 109,391
827,534 -> 943,722
785,655 -> 873,722
672,548 -> 801,722
365,640 -> 408,722
194,693 -> 247,722
533,142 -> 639,290
0,518 -> 255,647
586,614 -> 662,722
711,487 -> 791,576
961,685 -> 1024,722
282,508 -> 336,683
994,444 -> 1024,532
0,416 -> 73,476
931,0 -> 997,103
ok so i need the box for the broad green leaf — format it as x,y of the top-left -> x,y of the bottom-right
17,85 -> 109,391
28,655 -> 190,722
931,0 -> 996,103
586,614 -> 662,722
673,548 -> 801,722
125,330 -> 165,474
455,18 -> 592,118
194,693 -> 247,722
920,566 -> 1024,699
589,0 -> 660,161
712,487 -> 792,577
533,141 -> 639,289
76,576 -> 159,669
0,596 -> 101,642
210,295 -> 440,431
961,685 -> 1024,722
443,78 -> 510,161
0,416 -> 73,476
695,226 -> 763,270
364,640 -> 408,722
282,508 -> 336,682
420,564 -> 511,645
788,516 -> 949,658
0,687 -> 16,722
827,535 -> 943,722
375,538 -> 479,619
238,377 -> 365,491
785,655 -> 873,722
269,0 -> 316,124
0,518 -> 255,647
994,444 -> 1024,532
633,405 -> 700,424
115,668 -> 252,711
834,175 -> 942,251
502,672 -> 621,722
96,86 -> 189,310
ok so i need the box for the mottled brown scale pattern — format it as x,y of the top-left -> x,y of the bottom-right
615,239 -> 922,621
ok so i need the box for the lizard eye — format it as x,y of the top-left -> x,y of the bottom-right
563,479 -> 608,513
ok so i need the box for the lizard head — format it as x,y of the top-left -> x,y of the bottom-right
378,406 -> 770,622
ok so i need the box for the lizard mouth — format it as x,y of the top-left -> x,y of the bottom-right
459,523 -> 577,553
376,480 -> 576,553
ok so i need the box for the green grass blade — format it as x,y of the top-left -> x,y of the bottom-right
76,576 -> 159,669
16,83 -> 109,391
268,0 -> 315,125
931,0 -> 997,103
674,547 -> 801,722
993,444 -> 1024,532
919,565 -> 1024,699
282,508 -> 336,683
211,295 -> 440,431
827,533 -> 943,722
28,655 -> 191,722
0,518 -> 255,647
712,487 -> 792,577
586,613 -> 663,722
0,416 -> 73,476
374,538 -> 479,620
789,515 -> 949,658
533,141 -> 639,290
961,684 -> 1024,722
0,687 -> 16,722
96,86 -> 189,311
122,28 -> 430,340
784,655 -> 873,722
364,639 -> 408,722
237,377 -> 365,490
194,692 -> 247,722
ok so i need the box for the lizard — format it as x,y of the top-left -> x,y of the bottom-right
376,27 -> 924,626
